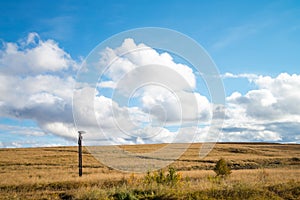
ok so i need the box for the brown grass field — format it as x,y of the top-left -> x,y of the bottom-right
0,143 -> 299,199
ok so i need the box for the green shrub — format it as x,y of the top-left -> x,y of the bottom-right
113,191 -> 138,200
155,169 -> 165,184
213,158 -> 231,177
167,167 -> 183,186
144,167 -> 182,186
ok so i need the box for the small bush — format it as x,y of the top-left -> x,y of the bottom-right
213,158 -> 231,177
155,169 -> 166,184
166,167 -> 182,186
144,167 -> 182,186
113,191 -> 138,200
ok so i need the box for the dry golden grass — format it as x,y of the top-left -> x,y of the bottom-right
0,143 -> 299,199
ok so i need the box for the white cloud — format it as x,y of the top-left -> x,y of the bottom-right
41,122 -> 76,139
0,33 -> 77,142
0,32 -> 77,75
71,38 -> 215,145
99,38 -> 196,91
224,73 -> 300,142
97,38 -> 211,125
222,72 -> 258,80
254,73 -> 300,115
1,33 -> 299,147
2,34 -> 210,146
0,123 -> 46,136
227,73 -> 300,121
98,80 -> 116,89
71,38 -> 216,145
0,74 -> 75,126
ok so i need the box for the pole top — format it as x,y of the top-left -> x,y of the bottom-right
78,131 -> 86,135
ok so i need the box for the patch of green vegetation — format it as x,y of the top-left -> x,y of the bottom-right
144,167 -> 183,186
73,181 -> 300,200
213,158 -> 231,177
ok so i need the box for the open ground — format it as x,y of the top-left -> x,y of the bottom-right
0,143 -> 299,199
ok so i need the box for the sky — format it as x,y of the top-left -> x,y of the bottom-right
0,0 -> 300,148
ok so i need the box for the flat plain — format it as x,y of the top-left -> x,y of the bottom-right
0,143 -> 299,199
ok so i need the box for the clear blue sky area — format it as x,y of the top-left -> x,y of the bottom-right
1,0 -> 299,74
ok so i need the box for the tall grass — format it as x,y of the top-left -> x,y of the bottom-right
0,143 -> 299,199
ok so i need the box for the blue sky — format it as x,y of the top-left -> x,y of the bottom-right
1,0 -> 299,74
1,0 -> 300,147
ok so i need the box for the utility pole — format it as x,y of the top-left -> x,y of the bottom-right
78,131 -> 86,177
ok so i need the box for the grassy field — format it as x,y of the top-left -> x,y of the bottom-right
0,143 -> 299,199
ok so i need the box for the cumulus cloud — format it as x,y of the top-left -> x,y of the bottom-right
71,38 -> 216,145
96,39 -> 211,124
1,34 -> 211,146
0,33 -> 78,142
1,33 -> 299,147
99,38 -> 196,91
224,73 -> 300,143
0,32 -> 77,75
227,73 -> 300,121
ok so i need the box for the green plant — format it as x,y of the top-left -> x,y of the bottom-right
213,158 -> 231,177
155,169 -> 166,184
144,167 -> 183,186
166,167 -> 182,186
113,191 -> 138,200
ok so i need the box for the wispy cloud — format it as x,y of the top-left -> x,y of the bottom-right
38,16 -> 75,41
212,24 -> 259,50
221,72 -> 258,80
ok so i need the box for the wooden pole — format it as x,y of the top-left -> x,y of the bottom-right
78,132 -> 83,177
